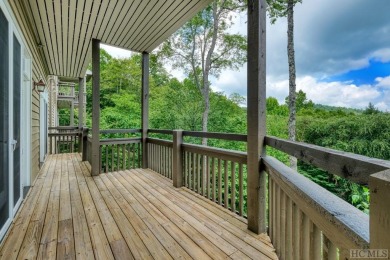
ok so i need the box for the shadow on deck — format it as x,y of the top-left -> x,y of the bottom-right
0,154 -> 277,259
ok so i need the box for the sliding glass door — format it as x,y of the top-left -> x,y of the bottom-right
13,35 -> 22,209
0,6 -> 9,232
0,3 -> 29,239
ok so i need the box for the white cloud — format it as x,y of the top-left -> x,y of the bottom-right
375,76 -> 390,88
101,44 -> 132,59
268,75 -> 390,111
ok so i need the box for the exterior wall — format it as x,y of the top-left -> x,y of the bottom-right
8,0 -> 48,182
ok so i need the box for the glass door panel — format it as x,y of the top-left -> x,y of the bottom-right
0,8 -> 9,228
13,34 -> 21,207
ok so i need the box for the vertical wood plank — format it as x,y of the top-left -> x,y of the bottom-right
197,154 -> 201,193
293,204 -> 301,260
280,191 -> 286,259
231,162 -> 236,213
224,160 -> 228,209
286,196 -> 293,259
269,178 -> 273,242
91,38 -> 100,175
302,214 -> 311,260
247,0 -> 267,234
212,157 -> 216,202
239,163 -> 243,216
218,159 -> 222,206
206,156 -> 210,199
328,241 -> 338,260
311,225 -> 321,260
192,153 -> 196,191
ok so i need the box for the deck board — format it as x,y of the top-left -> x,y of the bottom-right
0,154 -> 277,259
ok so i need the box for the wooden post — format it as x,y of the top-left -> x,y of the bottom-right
91,39 -> 100,175
247,0 -> 267,234
142,52 -> 149,168
78,77 -> 84,129
370,170 -> 390,251
173,130 -> 183,187
78,77 -> 84,153
82,128 -> 88,161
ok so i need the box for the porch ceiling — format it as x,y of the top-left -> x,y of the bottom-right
22,0 -> 211,78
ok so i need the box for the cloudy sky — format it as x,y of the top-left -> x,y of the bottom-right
103,0 -> 390,110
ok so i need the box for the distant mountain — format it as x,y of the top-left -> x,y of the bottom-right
313,104 -> 363,114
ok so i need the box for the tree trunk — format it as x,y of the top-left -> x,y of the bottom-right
287,0 -> 297,170
202,77 -> 210,146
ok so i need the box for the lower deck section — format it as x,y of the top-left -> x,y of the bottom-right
0,154 -> 277,259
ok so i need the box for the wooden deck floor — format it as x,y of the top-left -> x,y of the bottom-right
0,153 -> 277,259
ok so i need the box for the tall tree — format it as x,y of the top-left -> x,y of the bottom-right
159,0 -> 246,145
267,0 -> 301,169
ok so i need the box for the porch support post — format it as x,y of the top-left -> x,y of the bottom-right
142,52 -> 149,168
370,170 -> 390,251
91,38 -> 101,175
247,0 -> 267,234
172,130 -> 183,187
78,77 -> 84,129
78,77 -> 85,153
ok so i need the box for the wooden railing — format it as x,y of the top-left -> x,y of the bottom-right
80,128 -> 390,256
147,138 -> 173,179
48,127 -> 81,154
144,129 -> 390,258
100,138 -> 142,173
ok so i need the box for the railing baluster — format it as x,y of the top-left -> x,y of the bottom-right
286,196 -> 293,258
212,158 -> 216,202
122,144 -> 126,170
224,160 -> 228,209
328,240 -> 338,260
116,144 -> 120,171
111,144 -> 114,172
206,156 -> 210,199
231,161 -> 236,213
188,153 -> 191,188
302,214 -> 311,260
197,153 -> 201,194
293,205 -> 301,260
281,191 -> 286,259
218,159 -> 222,206
311,225 -> 322,260
192,153 -> 196,191
133,143 -> 136,169
105,145 -> 108,173
275,185 -> 280,254
239,163 -> 243,216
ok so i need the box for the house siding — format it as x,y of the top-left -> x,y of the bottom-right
8,0 -> 48,182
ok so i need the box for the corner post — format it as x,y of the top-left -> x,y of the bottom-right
142,52 -> 149,168
173,130 -> 183,187
370,170 -> 390,251
91,39 -> 100,175
247,0 -> 267,234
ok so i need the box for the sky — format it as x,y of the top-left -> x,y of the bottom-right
102,0 -> 390,111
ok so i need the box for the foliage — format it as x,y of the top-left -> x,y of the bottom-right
159,0 -> 247,143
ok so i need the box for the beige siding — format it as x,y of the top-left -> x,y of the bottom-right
8,0 -> 49,182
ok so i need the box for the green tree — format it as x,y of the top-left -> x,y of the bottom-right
159,0 -> 247,145
363,102 -> 380,115
285,90 -> 314,111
